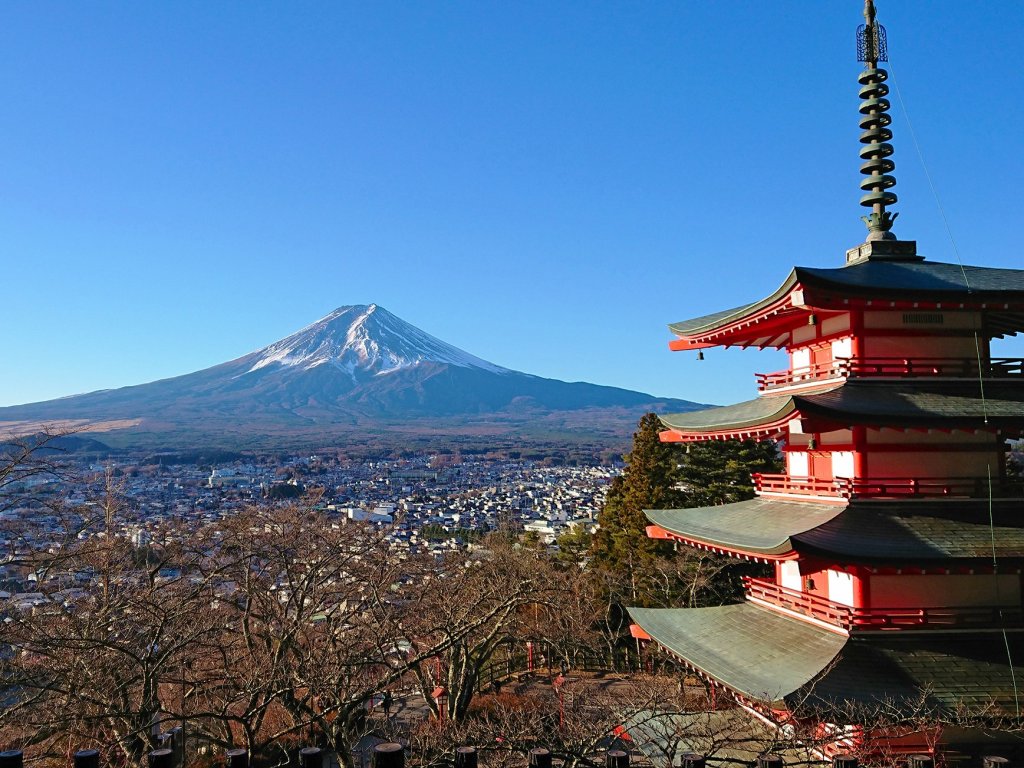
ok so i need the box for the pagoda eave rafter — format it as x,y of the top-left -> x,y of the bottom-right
659,424 -> 790,443
645,524 -> 795,563
668,287 -> 809,351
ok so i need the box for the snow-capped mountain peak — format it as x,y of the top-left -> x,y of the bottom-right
246,304 -> 509,378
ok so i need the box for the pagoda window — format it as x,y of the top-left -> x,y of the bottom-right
832,451 -> 855,478
827,569 -> 856,607
831,336 -> 853,361
780,560 -> 802,593
788,451 -> 809,478
792,347 -> 811,372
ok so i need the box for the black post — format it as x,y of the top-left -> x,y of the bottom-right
74,750 -> 101,768
372,743 -> 404,768
149,749 -> 174,768
529,748 -> 553,768
680,754 -> 705,768
455,747 -> 478,768
299,747 -> 322,768
0,752 -> 22,768
607,750 -> 629,768
757,755 -> 783,768
169,726 -> 184,768
984,759 -> 1011,768
907,756 -> 933,768
225,749 -> 248,768
832,755 -> 857,768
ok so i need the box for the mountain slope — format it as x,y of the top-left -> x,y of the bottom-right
0,304 -> 704,449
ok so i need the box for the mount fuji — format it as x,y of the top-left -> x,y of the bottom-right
0,305 -> 703,450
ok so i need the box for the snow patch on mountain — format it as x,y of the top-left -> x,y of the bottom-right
246,304 -> 510,378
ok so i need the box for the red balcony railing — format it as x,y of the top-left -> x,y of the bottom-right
744,576 -> 854,627
743,577 -> 1024,631
756,357 -> 1024,391
752,473 -> 1024,500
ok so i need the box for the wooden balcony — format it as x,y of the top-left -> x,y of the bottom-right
756,357 -> 1024,392
752,473 -> 1024,500
744,576 -> 854,628
744,577 -> 1024,632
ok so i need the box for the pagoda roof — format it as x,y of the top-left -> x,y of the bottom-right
799,259 -> 1024,296
669,260 -> 1024,346
660,381 -> 1024,439
647,498 -> 1024,563
802,632 -> 1024,717
626,603 -> 846,706
659,393 -> 800,438
793,500 -> 1024,562
646,498 -> 842,557
628,603 -> 1024,716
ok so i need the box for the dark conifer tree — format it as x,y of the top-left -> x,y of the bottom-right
590,414 -> 782,607
591,413 -> 682,573
678,439 -> 782,507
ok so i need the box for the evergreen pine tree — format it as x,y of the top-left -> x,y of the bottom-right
591,413 -> 682,572
589,414 -> 782,607
678,439 -> 781,507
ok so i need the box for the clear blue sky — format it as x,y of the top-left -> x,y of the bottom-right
2,1 -> 1022,408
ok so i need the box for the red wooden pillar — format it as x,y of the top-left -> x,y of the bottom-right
852,426 -> 868,480
851,565 -> 869,610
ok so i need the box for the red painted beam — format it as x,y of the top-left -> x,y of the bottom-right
629,624 -> 652,641
645,524 -> 673,540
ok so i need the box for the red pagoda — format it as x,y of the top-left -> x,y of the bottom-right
628,0 -> 1024,758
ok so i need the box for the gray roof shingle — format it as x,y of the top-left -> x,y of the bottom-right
645,499 -> 842,556
626,603 -> 846,706
792,500 -> 1024,561
647,499 -> 1024,562
804,633 -> 1024,716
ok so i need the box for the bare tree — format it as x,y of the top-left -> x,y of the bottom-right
0,507 -> 220,766
405,536 -> 589,725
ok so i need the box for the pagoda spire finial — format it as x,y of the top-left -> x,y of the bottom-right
856,0 -> 898,241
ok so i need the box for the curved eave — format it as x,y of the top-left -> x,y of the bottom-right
659,395 -> 800,442
660,383 -> 1024,442
667,271 -> 803,350
644,499 -> 843,560
652,498 -> 1024,564
667,261 -> 1024,351
647,524 -> 793,562
627,604 -> 847,708
629,605 -> 1024,718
